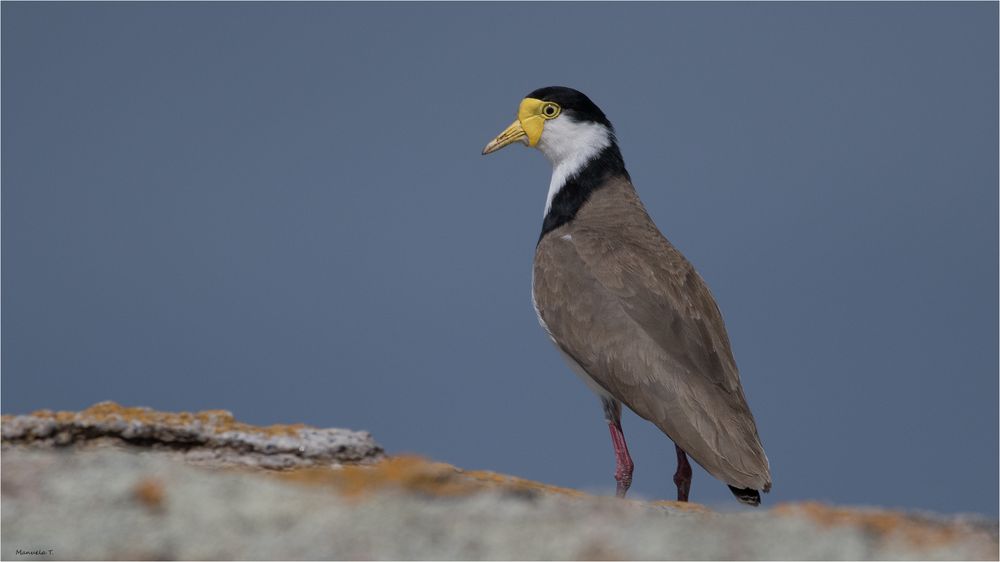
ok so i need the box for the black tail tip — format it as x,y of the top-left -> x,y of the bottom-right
728,486 -> 761,507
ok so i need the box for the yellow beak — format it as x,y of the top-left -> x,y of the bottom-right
482,119 -> 527,155
482,98 -> 548,155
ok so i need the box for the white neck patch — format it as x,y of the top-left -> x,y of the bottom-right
536,116 -> 612,216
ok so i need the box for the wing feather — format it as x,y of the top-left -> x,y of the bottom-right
532,178 -> 771,491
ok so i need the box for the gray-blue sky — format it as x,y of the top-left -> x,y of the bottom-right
3,2 -> 997,515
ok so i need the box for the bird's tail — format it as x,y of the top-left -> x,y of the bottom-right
728,486 -> 761,507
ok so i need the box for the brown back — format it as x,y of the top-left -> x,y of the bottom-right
532,176 -> 772,491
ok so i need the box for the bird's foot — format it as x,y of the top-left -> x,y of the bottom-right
614,465 -> 634,498
608,419 -> 635,499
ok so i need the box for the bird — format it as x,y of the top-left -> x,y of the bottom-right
482,86 -> 771,506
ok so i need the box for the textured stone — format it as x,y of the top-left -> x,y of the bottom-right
2,405 -> 997,560
2,448 -> 997,561
1,402 -> 383,469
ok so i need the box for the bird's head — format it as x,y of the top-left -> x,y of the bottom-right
482,86 -> 615,166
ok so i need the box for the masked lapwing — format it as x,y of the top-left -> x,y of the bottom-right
482,86 -> 771,506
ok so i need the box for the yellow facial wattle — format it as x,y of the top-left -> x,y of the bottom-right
482,98 -> 562,155
516,98 -> 547,147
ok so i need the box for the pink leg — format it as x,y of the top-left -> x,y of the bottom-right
673,444 -> 692,502
603,399 -> 634,498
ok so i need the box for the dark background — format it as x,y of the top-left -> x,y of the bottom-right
3,2 -> 997,515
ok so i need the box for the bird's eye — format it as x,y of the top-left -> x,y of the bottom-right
541,103 -> 561,119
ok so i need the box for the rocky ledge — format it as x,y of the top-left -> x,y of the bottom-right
1,402 -> 383,469
2,403 -> 997,560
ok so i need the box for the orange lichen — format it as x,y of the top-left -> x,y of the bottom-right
773,501 -> 966,549
21,402 -> 306,437
650,499 -> 711,513
460,468 -> 587,498
132,477 -> 166,511
276,455 -> 588,501
278,456 -> 465,498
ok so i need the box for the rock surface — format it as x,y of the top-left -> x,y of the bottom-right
1,402 -> 383,469
2,404 -> 997,560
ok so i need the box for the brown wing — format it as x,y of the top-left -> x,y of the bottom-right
532,178 -> 771,491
